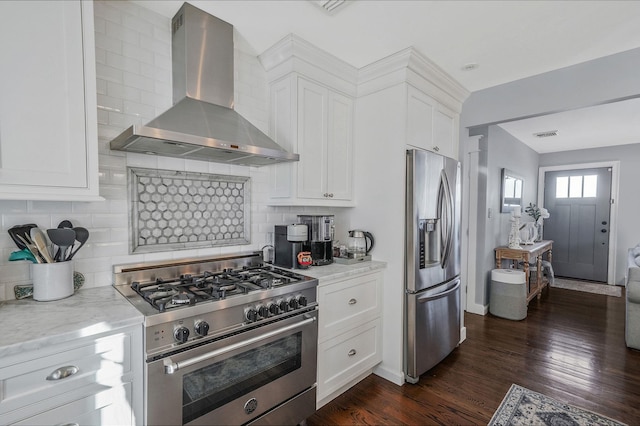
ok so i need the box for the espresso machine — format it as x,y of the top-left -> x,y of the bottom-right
297,215 -> 334,266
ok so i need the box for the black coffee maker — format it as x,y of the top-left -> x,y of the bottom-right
274,224 -> 308,269
297,215 -> 334,266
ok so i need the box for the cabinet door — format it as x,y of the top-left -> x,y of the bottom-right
406,86 -> 435,152
297,78 -> 328,199
0,1 -> 99,201
433,103 -> 459,160
326,91 -> 353,201
11,383 -> 134,426
317,319 -> 382,403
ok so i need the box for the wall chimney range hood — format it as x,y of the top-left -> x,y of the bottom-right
109,3 -> 298,166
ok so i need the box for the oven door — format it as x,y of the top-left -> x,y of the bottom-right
146,310 -> 318,426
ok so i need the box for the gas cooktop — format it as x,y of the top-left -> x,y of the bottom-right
130,266 -> 305,312
112,251 -> 318,322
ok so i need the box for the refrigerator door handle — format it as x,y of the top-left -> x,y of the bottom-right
439,170 -> 454,269
416,280 -> 460,303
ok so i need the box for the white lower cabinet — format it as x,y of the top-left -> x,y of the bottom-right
0,325 -> 143,425
316,271 -> 383,407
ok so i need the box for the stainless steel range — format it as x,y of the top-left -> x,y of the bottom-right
113,251 -> 318,426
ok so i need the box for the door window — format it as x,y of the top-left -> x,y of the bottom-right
555,174 -> 598,199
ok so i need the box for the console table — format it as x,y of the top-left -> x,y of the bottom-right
495,240 -> 553,302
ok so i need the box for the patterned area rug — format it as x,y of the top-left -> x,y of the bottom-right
489,384 -> 626,426
551,278 -> 622,297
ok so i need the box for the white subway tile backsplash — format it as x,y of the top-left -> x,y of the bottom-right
122,71 -> 155,94
96,63 -> 124,85
0,201 -> 29,214
140,33 -> 171,56
122,12 -> 154,36
94,32 -> 123,55
105,51 -> 140,75
122,41 -> 155,64
105,20 -> 140,45
95,1 -> 124,24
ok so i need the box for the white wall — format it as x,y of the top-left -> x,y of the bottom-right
0,1 -> 346,300
539,143 -> 640,285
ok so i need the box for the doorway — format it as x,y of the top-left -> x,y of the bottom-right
539,162 -> 619,284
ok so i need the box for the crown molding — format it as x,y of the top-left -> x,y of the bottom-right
259,34 -> 358,95
358,47 -> 470,112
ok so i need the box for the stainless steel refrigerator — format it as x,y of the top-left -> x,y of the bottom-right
405,148 -> 461,384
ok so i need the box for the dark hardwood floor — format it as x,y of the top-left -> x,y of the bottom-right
307,286 -> 640,425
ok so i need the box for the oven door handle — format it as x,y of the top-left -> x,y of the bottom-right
163,316 -> 317,374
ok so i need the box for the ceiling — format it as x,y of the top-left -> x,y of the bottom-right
133,0 -> 640,153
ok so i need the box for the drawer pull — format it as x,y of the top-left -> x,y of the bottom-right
348,298 -> 357,305
59,423 -> 80,426
348,349 -> 357,357
46,365 -> 79,381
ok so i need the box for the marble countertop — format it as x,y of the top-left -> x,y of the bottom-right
297,260 -> 387,283
0,286 -> 143,358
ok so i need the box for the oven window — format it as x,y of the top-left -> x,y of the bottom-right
182,332 -> 302,423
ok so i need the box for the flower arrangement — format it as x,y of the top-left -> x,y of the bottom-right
525,203 -> 550,224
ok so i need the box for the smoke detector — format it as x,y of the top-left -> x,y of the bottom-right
533,130 -> 558,138
311,0 -> 352,14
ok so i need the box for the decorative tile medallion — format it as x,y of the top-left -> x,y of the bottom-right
129,167 -> 251,253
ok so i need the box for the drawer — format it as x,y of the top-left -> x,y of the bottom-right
318,272 -> 381,340
317,318 -> 382,401
0,332 -> 131,415
10,382 -> 134,426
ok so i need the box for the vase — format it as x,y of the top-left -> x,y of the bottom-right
535,222 -> 543,242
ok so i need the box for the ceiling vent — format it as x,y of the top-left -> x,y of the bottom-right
533,130 -> 558,138
311,0 -> 352,14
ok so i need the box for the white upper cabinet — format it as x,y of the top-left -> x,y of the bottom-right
260,35 -> 357,207
297,78 -> 353,202
406,85 -> 459,160
0,1 -> 100,201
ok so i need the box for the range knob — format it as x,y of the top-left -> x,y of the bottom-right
288,297 -> 299,310
297,295 -> 308,307
258,305 -> 269,319
194,321 -> 210,336
174,326 -> 190,344
278,299 -> 290,313
268,303 -> 280,315
245,307 -> 258,323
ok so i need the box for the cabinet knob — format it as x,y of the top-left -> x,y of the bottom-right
329,193 -> 334,198
46,365 -> 79,381
348,349 -> 357,357
433,146 -> 440,152
323,193 -> 328,198
348,298 -> 357,305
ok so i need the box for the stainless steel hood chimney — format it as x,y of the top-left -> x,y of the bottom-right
109,3 -> 298,166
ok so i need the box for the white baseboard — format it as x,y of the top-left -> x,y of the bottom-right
466,303 -> 488,316
373,364 -> 405,386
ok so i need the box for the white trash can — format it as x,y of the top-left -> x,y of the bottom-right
490,269 -> 527,320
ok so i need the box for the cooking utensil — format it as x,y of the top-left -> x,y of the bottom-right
7,224 -> 38,250
66,227 -> 89,260
57,220 -> 73,229
8,248 -> 37,263
16,235 -> 43,264
30,227 -> 55,263
47,228 -> 77,261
